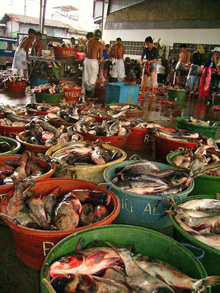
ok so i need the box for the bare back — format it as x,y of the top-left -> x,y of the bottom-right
20,36 -> 34,56
110,43 -> 124,59
33,40 -> 43,57
87,39 -> 103,61
179,51 -> 190,64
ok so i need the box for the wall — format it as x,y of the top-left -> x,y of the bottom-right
6,21 -> 19,36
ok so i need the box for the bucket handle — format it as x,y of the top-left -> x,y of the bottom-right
179,243 -> 205,260
98,183 -> 112,192
129,154 -> 142,161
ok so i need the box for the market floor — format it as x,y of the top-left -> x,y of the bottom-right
0,91 -> 220,293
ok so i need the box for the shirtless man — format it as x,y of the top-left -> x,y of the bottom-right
108,38 -> 125,82
32,32 -> 43,57
175,44 -> 190,79
12,28 -> 36,77
82,29 -> 103,97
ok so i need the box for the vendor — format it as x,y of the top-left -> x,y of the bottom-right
12,28 -> 36,77
198,47 -> 220,100
175,44 -> 190,78
82,29 -> 103,97
108,38 -> 125,82
31,32 -> 43,57
141,36 -> 158,99
70,37 -> 77,49
103,44 -> 110,60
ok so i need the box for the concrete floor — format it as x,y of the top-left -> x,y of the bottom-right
0,90 -> 220,292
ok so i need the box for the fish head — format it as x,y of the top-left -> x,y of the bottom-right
49,253 -> 84,277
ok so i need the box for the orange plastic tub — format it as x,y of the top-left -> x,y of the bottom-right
0,154 -> 55,195
0,178 -> 120,269
53,48 -> 77,58
64,88 -> 81,103
76,52 -> 85,60
6,81 -> 26,92
125,128 -> 154,150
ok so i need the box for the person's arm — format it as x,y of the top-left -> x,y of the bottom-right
31,44 -> 35,56
141,48 -> 146,65
186,51 -> 191,64
38,42 -> 43,57
99,44 -> 103,62
108,46 -> 113,57
213,54 -> 220,74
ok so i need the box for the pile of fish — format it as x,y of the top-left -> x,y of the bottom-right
173,198 -> 220,251
154,128 -> 205,143
75,117 -> 129,137
0,111 -> 31,127
168,85 -> 186,91
181,117 -> 220,127
0,104 -> 26,115
112,160 -> 190,195
61,81 -> 81,91
33,83 -> 63,95
106,104 -> 139,113
6,180 -> 111,230
48,239 -> 220,292
20,118 -> 82,147
120,118 -> 162,129
46,107 -> 80,124
171,145 -> 220,175
51,141 -> 121,167
2,75 -> 27,83
0,151 -> 43,185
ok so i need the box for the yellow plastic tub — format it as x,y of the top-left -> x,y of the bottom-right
46,141 -> 127,183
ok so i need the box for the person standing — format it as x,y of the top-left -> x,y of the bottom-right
82,29 -> 103,97
186,45 -> 204,98
70,37 -> 77,49
12,28 -> 36,77
198,47 -> 220,100
175,44 -> 191,78
32,32 -> 43,57
108,38 -> 125,82
141,36 -> 158,99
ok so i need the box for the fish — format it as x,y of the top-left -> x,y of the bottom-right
134,254 -> 220,292
91,205 -> 109,223
179,198 -> 220,211
53,192 -> 82,230
12,151 -> 29,180
154,128 -> 200,142
193,234 -> 220,251
80,203 -> 94,226
73,189 -> 111,205
39,120 -> 60,138
117,248 -> 175,292
42,186 -> 60,224
49,247 -> 121,277
27,197 -> 49,229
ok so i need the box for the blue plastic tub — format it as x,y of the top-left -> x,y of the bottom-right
103,161 -> 194,230
30,77 -> 49,86
105,82 -> 139,104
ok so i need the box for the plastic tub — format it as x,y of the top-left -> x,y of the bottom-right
40,224 -> 210,293
103,160 -> 194,230
167,150 -> 220,195
30,77 -> 49,87
0,178 -> 120,269
64,88 -> 81,103
6,81 -> 26,92
175,116 -> 219,138
53,47 -> 77,58
0,124 -> 27,138
76,52 -> 85,61
0,154 -> 55,195
105,82 -> 139,104
78,129 -> 131,149
125,128 -> 153,150
16,131 -> 51,154
0,136 -> 21,155
154,127 -> 202,161
170,195 -> 220,293
46,141 -> 127,183
35,92 -> 64,105
168,88 -> 186,100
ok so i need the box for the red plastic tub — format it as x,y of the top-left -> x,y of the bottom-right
125,128 -> 154,150
154,128 -> 205,161
0,178 -> 120,269
6,81 -> 26,92
76,52 -> 85,61
0,154 -> 55,195
80,129 -> 131,149
0,125 -> 27,138
53,48 -> 77,58
64,87 -> 81,103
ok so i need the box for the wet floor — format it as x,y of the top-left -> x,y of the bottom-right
0,89 -> 219,292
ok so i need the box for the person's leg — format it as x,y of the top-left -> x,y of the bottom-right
150,71 -> 156,98
142,74 -> 147,98
188,87 -> 192,98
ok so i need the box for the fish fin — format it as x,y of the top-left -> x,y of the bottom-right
92,276 -> 125,289
84,240 -> 99,249
193,276 -> 220,291
76,236 -> 84,251
111,265 -> 127,277
165,210 -> 176,216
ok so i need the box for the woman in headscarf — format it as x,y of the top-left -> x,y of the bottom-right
198,47 -> 220,100
186,45 -> 204,98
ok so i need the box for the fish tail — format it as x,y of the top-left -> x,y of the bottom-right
193,276 -> 220,291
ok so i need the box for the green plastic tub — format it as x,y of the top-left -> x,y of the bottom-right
0,136 -> 21,155
40,224 -> 210,293
167,150 -> 220,195
103,161 -> 194,230
175,116 -> 219,138
35,92 -> 64,105
170,195 -> 220,293
168,88 -> 186,100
